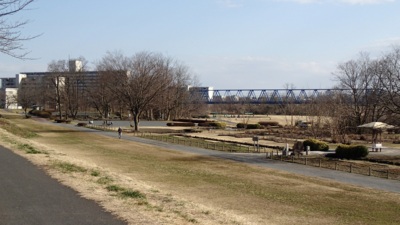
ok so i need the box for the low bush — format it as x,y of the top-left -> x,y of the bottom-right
258,121 -> 280,127
77,122 -> 87,127
29,110 -> 51,118
54,119 -> 72,123
198,122 -> 226,129
167,122 -> 195,127
303,139 -> 329,151
174,118 -> 213,123
236,123 -> 261,129
335,145 -> 369,159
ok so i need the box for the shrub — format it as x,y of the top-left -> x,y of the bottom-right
29,110 -> 51,118
335,145 -> 369,159
236,123 -> 261,129
173,118 -> 212,123
303,139 -> 329,151
199,122 -> 226,129
236,123 -> 245,129
166,122 -> 195,127
77,122 -> 87,127
258,121 -> 280,126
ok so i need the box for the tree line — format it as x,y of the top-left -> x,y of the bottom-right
206,47 -> 400,144
17,46 -> 400,137
17,51 -> 205,131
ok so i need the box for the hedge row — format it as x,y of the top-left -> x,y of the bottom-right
198,122 -> 226,129
167,122 -> 195,127
29,110 -> 51,118
173,119 -> 213,123
236,123 -> 261,129
303,139 -> 329,151
258,121 -> 280,126
335,145 -> 369,159
167,121 -> 226,129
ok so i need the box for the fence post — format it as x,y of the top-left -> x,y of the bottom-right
387,170 -> 390,179
350,164 -> 352,173
291,155 -> 294,162
369,167 -> 371,176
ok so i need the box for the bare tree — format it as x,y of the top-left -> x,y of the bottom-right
47,60 -> 68,120
154,63 -> 198,120
95,51 -> 130,123
97,51 -> 182,131
281,83 -> 298,127
376,47 -> 400,117
0,0 -> 37,59
5,91 -> 17,108
86,70 -> 117,122
64,58 -> 89,119
333,52 -> 384,127
17,77 -> 36,115
125,52 -> 175,131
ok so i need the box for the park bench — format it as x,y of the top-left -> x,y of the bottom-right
372,143 -> 385,152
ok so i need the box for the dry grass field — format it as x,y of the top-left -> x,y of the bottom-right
0,112 -> 399,224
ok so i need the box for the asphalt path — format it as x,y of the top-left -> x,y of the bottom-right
0,146 -> 127,225
53,123 -> 400,193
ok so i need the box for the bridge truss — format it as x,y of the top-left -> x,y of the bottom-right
191,89 -> 352,104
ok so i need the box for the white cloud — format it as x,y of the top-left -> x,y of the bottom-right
369,37 -> 400,48
357,37 -> 400,57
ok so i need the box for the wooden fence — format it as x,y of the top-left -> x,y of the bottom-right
84,125 -> 400,181
266,152 -> 400,180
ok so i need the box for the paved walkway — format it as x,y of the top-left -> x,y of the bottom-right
60,123 -> 400,193
0,146 -> 127,225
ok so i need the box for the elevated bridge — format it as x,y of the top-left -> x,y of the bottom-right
191,89 -> 353,104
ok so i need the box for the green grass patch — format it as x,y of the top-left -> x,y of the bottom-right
51,161 -> 87,173
17,143 -> 42,154
106,184 -> 146,199
121,190 -> 146,199
90,170 -> 100,177
96,176 -> 114,185
106,185 -> 126,192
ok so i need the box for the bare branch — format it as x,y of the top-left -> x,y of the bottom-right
0,0 -> 37,59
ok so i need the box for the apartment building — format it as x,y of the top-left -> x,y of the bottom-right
0,60 -> 99,109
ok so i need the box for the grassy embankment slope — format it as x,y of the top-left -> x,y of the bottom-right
0,113 -> 399,224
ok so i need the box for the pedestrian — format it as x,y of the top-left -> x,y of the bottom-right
117,127 -> 122,139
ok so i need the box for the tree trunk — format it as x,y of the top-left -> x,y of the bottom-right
133,113 -> 140,131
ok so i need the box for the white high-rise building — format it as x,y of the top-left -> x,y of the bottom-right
69,60 -> 83,72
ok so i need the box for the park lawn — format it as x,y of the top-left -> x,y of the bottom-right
1,117 -> 400,225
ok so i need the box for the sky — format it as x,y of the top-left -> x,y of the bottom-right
1,0 -> 400,89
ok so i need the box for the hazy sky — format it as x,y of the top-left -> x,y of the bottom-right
1,0 -> 399,89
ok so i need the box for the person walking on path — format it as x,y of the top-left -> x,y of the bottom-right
117,127 -> 122,139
